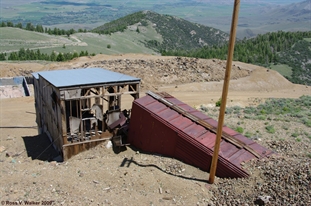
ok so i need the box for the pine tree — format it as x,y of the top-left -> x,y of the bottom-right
56,53 -> 64,62
79,51 -> 85,56
1,21 -> 7,27
26,23 -> 35,31
50,52 -> 57,61
15,23 -> 23,29
8,52 -> 18,61
7,22 -> 14,27
0,53 -> 6,61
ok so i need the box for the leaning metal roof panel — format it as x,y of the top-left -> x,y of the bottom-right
32,68 -> 140,88
128,92 -> 275,178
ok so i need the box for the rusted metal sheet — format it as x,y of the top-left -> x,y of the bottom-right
128,92 -> 274,178
108,112 -> 127,130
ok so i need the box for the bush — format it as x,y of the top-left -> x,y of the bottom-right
232,106 -> 241,111
245,131 -> 252,138
302,118 -> 311,127
273,117 -> 281,121
235,126 -> 244,133
282,125 -> 289,130
244,115 -> 254,119
140,20 -> 148,26
265,125 -> 275,134
255,115 -> 267,120
291,132 -> 299,138
225,107 -> 234,114
200,105 -> 208,112
107,44 -> 111,49
244,107 -> 256,114
215,98 -> 222,107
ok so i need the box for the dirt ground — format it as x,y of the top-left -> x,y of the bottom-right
0,54 -> 311,205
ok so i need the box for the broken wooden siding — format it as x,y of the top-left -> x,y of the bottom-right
38,75 -> 63,153
32,68 -> 141,160
33,74 -> 42,134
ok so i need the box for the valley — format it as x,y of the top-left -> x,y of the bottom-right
1,0 -> 309,38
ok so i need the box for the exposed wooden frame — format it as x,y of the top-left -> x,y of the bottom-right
33,74 -> 140,161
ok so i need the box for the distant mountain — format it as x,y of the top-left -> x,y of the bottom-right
194,0 -> 303,5
93,11 -> 229,51
1,0 -> 307,39
267,0 -> 311,18
233,0 -> 311,38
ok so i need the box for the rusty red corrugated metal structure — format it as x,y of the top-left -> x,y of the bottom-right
128,91 -> 274,178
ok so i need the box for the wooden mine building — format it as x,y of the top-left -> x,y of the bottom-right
32,68 -> 140,160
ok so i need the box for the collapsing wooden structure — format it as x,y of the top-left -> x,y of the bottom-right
32,68 -> 140,160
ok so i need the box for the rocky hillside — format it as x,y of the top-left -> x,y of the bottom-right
0,54 -> 304,93
43,55 -> 251,91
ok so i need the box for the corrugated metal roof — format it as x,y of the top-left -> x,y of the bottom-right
128,92 -> 274,178
32,68 -> 140,88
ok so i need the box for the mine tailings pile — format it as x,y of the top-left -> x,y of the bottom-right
128,91 -> 274,178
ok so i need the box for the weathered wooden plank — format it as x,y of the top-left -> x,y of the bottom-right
61,100 -> 68,145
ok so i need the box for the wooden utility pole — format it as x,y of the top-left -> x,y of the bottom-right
209,0 -> 241,184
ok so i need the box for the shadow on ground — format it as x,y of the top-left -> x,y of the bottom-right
22,133 -> 60,162
120,156 -> 207,183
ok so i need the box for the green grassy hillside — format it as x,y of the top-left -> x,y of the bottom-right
1,10 -> 229,56
93,11 -> 229,51
269,64 -> 293,79
0,27 -> 158,56
0,27 -> 74,52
